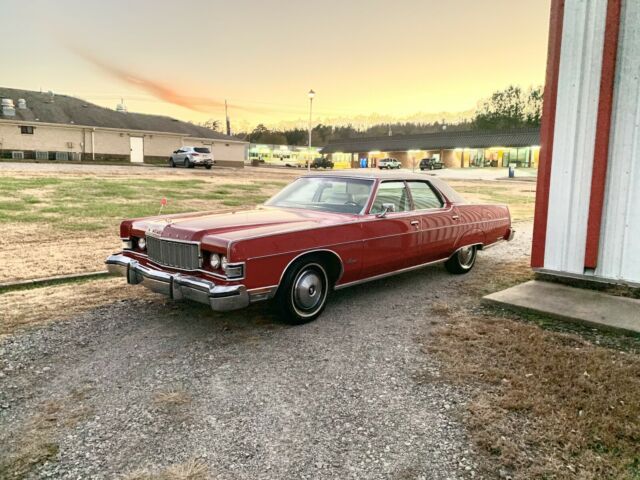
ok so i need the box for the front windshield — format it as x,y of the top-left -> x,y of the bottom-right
265,177 -> 374,214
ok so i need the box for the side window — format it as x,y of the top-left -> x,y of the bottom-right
370,181 -> 410,214
408,181 -> 444,210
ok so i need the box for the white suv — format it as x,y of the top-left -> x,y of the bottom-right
378,158 -> 401,169
169,146 -> 215,169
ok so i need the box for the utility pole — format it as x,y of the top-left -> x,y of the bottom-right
225,100 -> 231,136
308,89 -> 315,172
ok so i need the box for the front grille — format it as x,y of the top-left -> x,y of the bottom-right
146,235 -> 201,271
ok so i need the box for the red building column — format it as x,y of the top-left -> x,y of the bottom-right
531,0 -> 566,268
584,0 -> 622,269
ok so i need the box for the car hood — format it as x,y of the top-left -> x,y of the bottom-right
125,207 -> 355,244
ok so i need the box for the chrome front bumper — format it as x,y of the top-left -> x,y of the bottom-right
106,254 -> 249,312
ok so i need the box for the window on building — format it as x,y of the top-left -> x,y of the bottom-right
20,126 -> 34,135
407,181 -> 444,210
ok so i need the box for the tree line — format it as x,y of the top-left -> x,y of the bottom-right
201,85 -> 543,147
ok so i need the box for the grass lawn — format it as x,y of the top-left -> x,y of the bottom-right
422,260 -> 640,479
0,177 -> 286,233
0,175 -> 287,283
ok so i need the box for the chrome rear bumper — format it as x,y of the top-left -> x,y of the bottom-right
106,254 -> 249,311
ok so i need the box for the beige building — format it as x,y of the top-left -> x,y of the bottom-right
0,88 -> 247,167
322,129 -> 540,170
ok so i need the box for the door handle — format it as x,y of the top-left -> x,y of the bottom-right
452,215 -> 460,220
410,220 -> 419,226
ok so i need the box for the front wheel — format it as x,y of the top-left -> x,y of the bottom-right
445,246 -> 477,274
169,158 -> 176,168
276,259 -> 330,324
205,164 -> 212,170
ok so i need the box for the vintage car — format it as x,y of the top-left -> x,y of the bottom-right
106,172 -> 514,324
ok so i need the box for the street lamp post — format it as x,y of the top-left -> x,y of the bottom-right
308,89 -> 315,171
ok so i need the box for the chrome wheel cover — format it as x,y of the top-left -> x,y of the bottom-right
291,264 -> 327,317
458,246 -> 476,268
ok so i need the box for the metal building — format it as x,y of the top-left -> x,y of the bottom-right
532,0 -> 640,286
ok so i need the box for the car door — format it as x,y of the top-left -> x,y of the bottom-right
173,148 -> 184,165
181,148 -> 191,165
406,180 -> 459,262
360,181 -> 423,278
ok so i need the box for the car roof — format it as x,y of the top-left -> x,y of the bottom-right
299,170 -> 467,203
301,170 -> 425,181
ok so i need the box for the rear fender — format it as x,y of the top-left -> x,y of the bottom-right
454,227 -> 485,250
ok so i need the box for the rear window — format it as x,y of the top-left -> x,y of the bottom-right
194,148 -> 211,153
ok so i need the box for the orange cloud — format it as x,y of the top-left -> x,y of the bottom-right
68,46 -> 257,114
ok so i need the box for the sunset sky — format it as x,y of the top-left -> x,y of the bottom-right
1,0 -> 551,131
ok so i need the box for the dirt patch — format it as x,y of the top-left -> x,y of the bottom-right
0,277 -> 158,337
0,223 -> 120,283
420,259 -> 640,479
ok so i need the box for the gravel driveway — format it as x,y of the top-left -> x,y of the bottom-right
0,223 -> 532,479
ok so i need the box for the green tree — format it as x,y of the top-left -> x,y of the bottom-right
473,85 -> 543,130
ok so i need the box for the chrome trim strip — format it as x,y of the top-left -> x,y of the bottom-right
335,257 -> 449,290
273,249 -> 345,296
145,232 -> 201,245
334,242 -> 483,290
226,214 -> 508,250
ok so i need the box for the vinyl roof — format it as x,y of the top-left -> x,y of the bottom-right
0,87 -> 243,142
299,170 -> 468,203
321,128 -> 540,154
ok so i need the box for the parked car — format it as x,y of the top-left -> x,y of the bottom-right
169,147 -> 215,169
311,157 -> 334,169
420,158 -> 444,170
378,158 -> 401,169
107,171 -> 514,324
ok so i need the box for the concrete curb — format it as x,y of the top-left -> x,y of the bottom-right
483,280 -> 640,336
0,271 -> 111,293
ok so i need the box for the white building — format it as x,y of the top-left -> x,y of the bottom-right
532,0 -> 640,286
0,88 -> 248,167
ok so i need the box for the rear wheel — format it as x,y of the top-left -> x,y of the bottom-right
445,245 -> 477,274
205,164 -> 212,170
276,258 -> 330,325
185,158 -> 194,168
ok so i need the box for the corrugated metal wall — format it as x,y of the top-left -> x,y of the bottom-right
544,0 -> 608,274
597,0 -> 640,284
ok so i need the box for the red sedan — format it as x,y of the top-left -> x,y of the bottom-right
107,171 -> 514,324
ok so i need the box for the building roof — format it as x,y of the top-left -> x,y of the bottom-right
0,87 -> 243,142
321,128 -> 540,154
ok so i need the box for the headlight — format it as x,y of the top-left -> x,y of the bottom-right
221,256 -> 229,271
137,237 -> 146,250
209,253 -> 221,269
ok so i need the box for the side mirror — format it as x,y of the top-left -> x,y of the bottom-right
377,203 -> 396,218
